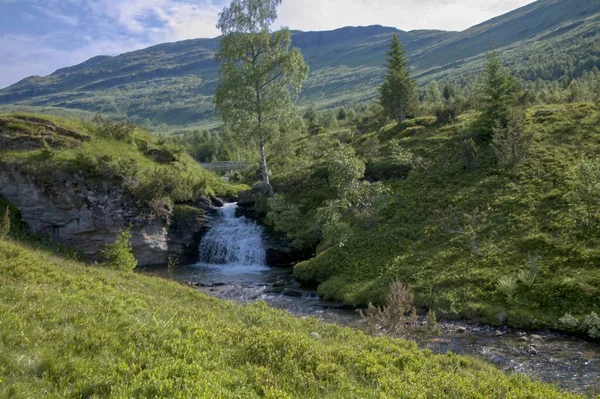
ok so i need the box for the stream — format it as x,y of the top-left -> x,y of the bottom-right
145,203 -> 600,396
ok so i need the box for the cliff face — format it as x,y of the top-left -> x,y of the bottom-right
0,165 -> 208,266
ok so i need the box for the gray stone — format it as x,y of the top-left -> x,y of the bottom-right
0,167 -> 206,267
310,332 -> 322,340
456,326 -> 467,333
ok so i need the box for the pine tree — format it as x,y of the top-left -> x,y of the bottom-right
379,35 -> 418,124
478,52 -> 518,137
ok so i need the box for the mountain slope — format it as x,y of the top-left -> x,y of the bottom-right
0,0 -> 599,131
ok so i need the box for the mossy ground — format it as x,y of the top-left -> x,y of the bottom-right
290,103 -> 600,331
0,238 -> 579,398
0,113 -> 247,201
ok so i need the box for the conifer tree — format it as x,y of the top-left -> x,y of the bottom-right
379,35 -> 418,124
478,52 -> 518,137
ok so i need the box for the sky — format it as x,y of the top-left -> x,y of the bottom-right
0,0 -> 536,89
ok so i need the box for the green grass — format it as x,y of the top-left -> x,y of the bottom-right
0,113 -> 247,202
0,238 -> 579,398
278,103 -> 600,333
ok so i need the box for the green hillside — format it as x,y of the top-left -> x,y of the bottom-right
1,0 -> 599,131
0,237 -> 579,397
0,113 -> 244,204
261,102 -> 600,336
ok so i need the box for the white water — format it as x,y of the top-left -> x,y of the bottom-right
198,203 -> 268,274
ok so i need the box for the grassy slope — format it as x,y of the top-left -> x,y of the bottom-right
294,103 -> 600,330
0,113 -> 246,200
0,238 -> 577,398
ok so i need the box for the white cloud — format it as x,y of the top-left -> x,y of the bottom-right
276,0 -> 536,32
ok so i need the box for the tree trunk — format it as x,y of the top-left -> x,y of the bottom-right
259,137 -> 274,197
397,109 -> 407,124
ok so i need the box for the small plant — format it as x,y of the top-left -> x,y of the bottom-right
40,139 -> 54,159
360,281 -> 414,336
460,137 -> 478,169
93,114 -> 136,142
0,207 -> 10,239
102,228 -> 138,271
426,309 -> 440,334
438,205 -> 490,255
582,312 -> 600,339
491,109 -> 533,167
497,275 -> 519,306
167,255 -> 179,279
559,312 -> 600,339
517,254 -> 541,288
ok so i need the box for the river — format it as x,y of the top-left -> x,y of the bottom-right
145,203 -> 600,396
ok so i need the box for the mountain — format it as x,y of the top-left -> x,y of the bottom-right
0,0 -> 599,131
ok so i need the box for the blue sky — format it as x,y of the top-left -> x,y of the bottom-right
0,0 -> 535,89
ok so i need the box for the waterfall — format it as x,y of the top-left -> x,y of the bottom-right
198,203 -> 267,266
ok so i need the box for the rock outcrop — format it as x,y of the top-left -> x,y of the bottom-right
0,165 -> 210,267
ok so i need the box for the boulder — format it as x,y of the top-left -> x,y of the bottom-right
0,166 -> 169,266
167,205 -> 210,264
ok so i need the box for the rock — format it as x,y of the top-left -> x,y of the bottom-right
310,332 -> 322,340
282,289 -> 304,298
527,346 -> 538,355
516,331 -> 527,337
519,336 -> 529,342
0,167 -> 169,266
530,334 -> 544,340
264,287 -> 284,295
264,234 -> 311,267
456,326 -> 467,333
272,280 -> 287,288
168,205 -> 209,264
495,330 -> 507,337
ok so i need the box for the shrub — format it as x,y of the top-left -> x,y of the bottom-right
360,282 -> 416,336
102,228 -> 138,271
435,101 -> 463,124
559,312 -> 600,339
0,207 -> 10,239
497,275 -> 519,306
566,156 -> 600,237
491,109 -> 534,167
460,137 -> 478,169
93,114 -> 136,143
426,309 -> 439,334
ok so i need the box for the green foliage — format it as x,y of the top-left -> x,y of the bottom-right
0,239 -> 575,397
426,309 -> 440,334
559,312 -> 600,339
215,0 -> 309,192
0,113 -> 246,214
497,275 -> 519,306
360,282 -> 416,336
292,104 -> 600,333
491,109 -> 534,167
379,35 -> 418,123
0,207 -> 9,239
101,229 -> 137,271
477,52 -> 519,137
93,114 -> 136,142
566,155 -> 600,237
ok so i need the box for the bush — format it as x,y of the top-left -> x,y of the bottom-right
0,207 -> 10,239
434,101 -> 463,124
491,109 -> 534,167
360,282 -> 417,336
566,156 -> 600,237
93,114 -> 136,143
102,229 -> 138,271
559,312 -> 600,339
